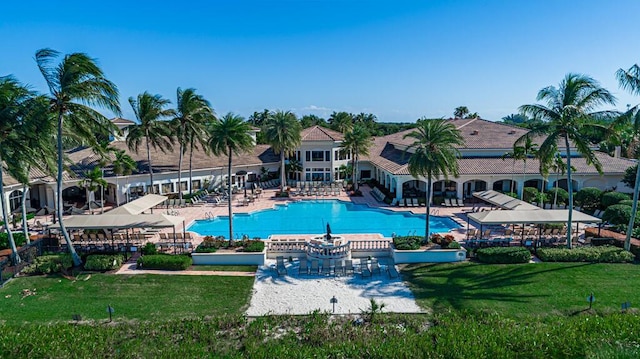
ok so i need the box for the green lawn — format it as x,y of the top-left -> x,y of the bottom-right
0,273 -> 254,323
403,262 -> 640,318
189,265 -> 257,272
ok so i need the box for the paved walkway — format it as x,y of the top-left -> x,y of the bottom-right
115,262 -> 255,277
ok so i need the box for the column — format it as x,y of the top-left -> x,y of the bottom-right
456,181 -> 464,200
395,178 -> 403,200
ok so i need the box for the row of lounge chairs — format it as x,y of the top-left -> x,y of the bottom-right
371,187 -> 386,202
72,243 -> 138,254
281,257 -> 399,279
259,179 -> 281,189
442,198 -> 465,207
158,232 -> 193,241
390,198 -> 423,207
72,233 -> 148,243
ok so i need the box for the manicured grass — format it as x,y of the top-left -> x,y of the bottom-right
0,273 -> 254,323
403,262 -> 640,318
189,265 -> 257,272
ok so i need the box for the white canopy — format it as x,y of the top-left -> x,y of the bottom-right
473,190 -> 540,211
49,214 -> 184,230
106,194 -> 167,215
468,209 -> 601,225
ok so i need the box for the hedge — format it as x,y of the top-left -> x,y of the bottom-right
242,240 -> 265,252
393,236 -> 423,250
547,188 -> 568,205
575,187 -> 602,212
137,254 -> 192,270
601,192 -> 629,208
84,254 -> 124,271
537,245 -> 634,263
22,254 -> 73,275
476,247 -> 530,264
602,204 -> 637,226
522,187 -> 539,203
0,232 -> 27,250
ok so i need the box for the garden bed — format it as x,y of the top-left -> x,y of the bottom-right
391,244 -> 466,264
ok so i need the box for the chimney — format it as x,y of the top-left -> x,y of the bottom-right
471,130 -> 479,135
614,146 -> 621,158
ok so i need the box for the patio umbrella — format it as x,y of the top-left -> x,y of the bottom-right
326,223 -> 332,240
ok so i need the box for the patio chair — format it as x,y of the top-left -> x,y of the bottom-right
310,260 -> 320,274
334,260 -> 345,276
411,199 -> 419,207
398,199 -> 406,207
370,258 -> 381,275
321,259 -> 333,275
360,262 -> 372,278
456,199 -> 465,207
387,259 -> 399,279
345,259 -> 355,275
390,198 -> 398,207
443,198 -> 452,207
276,257 -> 287,276
299,259 -> 309,275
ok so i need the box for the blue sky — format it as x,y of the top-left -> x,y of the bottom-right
2,0 -> 639,122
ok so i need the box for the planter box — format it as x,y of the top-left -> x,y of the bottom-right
191,250 -> 266,266
391,245 -> 466,264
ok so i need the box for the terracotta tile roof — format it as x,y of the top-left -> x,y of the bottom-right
111,117 -> 136,125
300,125 -> 344,141
66,140 -> 280,177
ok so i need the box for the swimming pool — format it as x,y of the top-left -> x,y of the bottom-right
187,200 -> 460,239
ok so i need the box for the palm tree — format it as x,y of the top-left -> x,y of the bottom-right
35,49 -> 121,266
616,64 -> 640,251
501,146 -> 525,195
112,149 -> 137,206
126,92 -> 175,194
265,110 -> 301,193
172,88 -> 214,199
454,106 -> 469,118
341,124 -> 373,191
329,111 -> 354,133
518,73 -> 617,249
82,167 -> 107,215
206,113 -> 254,242
511,137 -> 539,200
403,119 -> 464,241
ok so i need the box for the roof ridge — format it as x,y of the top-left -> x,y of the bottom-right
454,117 -> 478,130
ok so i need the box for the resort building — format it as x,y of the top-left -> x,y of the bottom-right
1,117 -> 635,214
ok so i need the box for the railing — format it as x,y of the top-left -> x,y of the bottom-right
305,241 -> 351,260
350,239 -> 391,251
266,240 -> 307,252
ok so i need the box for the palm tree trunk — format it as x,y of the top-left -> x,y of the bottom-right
21,184 -> 29,245
100,184 -> 104,214
425,177 -> 432,242
554,171 -> 559,208
624,164 -> 640,250
115,175 -> 119,207
511,160 -> 516,193
354,149 -> 359,191
177,140 -> 184,200
521,160 -> 526,201
87,188 -> 93,214
0,150 -> 21,264
146,134 -> 154,194
564,136 -> 573,249
188,142 -> 194,195
351,150 -> 356,190
227,150 -> 233,243
280,151 -> 286,193
56,112 -> 81,266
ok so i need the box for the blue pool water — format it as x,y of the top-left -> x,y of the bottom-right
187,200 -> 460,239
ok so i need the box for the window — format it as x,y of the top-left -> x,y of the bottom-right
360,170 -> 371,179
152,184 -> 160,194
191,180 -> 201,190
311,151 -> 324,161
162,183 -> 173,193
305,151 -> 311,162
325,151 -> 330,161
336,150 -> 348,160
180,181 -> 188,191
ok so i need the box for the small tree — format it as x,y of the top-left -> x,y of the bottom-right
575,187 -> 603,212
601,192 -> 630,208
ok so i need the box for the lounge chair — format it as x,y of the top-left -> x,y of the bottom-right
443,198 -> 452,207
310,260 -> 320,274
411,199 -> 419,207
390,198 -> 398,207
370,258 -> 381,275
387,259 -> 399,279
345,259 -> 355,275
276,256 -> 287,276
398,199 -> 406,207
321,259 -> 333,275
456,199 -> 465,207
360,262 -> 372,278
334,260 -> 345,276
299,259 -> 309,275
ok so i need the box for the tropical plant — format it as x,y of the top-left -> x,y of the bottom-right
616,63 -> 640,250
172,88 -> 214,199
328,111 -> 354,133
574,187 -> 603,212
285,159 -> 302,180
454,106 -> 469,118
264,110 -> 301,193
35,48 -> 121,266
82,167 -> 107,214
299,114 -> 326,128
206,113 -> 254,242
403,119 -> 464,240
341,124 -> 373,191
518,73 -> 617,248
111,149 -> 137,205
126,92 -> 175,194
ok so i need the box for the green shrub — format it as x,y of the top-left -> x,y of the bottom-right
141,242 -> 158,255
242,240 -> 265,252
575,187 -> 602,212
619,199 -> 635,206
601,191 -> 630,208
522,187 -> 539,203
392,236 -> 423,250
547,188 -> 569,206
84,254 -> 124,271
537,245 -> 634,263
504,192 -> 518,199
432,196 -> 444,206
602,204 -> 636,226
137,254 -> 192,270
476,247 -> 530,264
446,241 -> 461,249
22,254 -> 73,275
0,232 -> 27,250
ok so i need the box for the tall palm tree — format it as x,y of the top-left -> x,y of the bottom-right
82,167 -> 107,215
508,137 -> 539,200
403,119 -> 464,241
112,149 -> 137,206
329,111 -> 354,133
501,146 -> 525,195
36,48 -> 121,266
172,88 -> 214,199
341,124 -> 373,191
265,110 -> 301,193
206,113 -> 254,242
616,63 -> 640,251
518,73 -> 617,249
126,92 -> 175,194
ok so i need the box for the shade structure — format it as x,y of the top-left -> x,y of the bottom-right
468,209 -> 601,225
473,190 -> 540,211
49,214 -> 184,230
106,194 -> 167,215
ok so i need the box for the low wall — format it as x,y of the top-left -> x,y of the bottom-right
191,251 -> 266,266
391,246 -> 467,264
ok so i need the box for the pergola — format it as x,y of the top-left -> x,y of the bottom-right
467,209 -> 602,240
473,190 -> 540,211
105,194 -> 167,215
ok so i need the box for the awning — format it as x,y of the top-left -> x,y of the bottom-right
106,194 -> 167,215
49,214 -> 184,230
468,209 -> 601,225
473,190 -> 540,211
